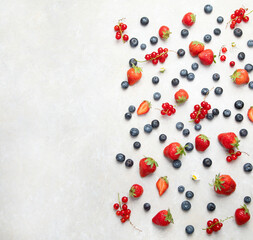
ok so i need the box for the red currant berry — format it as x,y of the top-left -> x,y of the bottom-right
122,196 -> 128,203
232,20 -> 236,25
167,111 -> 172,116
113,203 -> 119,210
122,204 -> 128,210
123,34 -> 129,42
213,224 -> 221,232
201,101 -> 207,108
235,10 -> 240,16
236,18 -> 242,23
125,214 -> 130,220
158,47 -> 163,54
164,48 -> 168,53
121,24 -> 127,30
114,25 -> 119,31
219,222 -> 223,228
243,16 -> 249,22
126,209 -> 131,215
145,54 -> 151,61
194,118 -> 200,124
206,228 -> 213,234
194,105 -> 200,111
116,210 -> 121,216
207,220 -> 213,227
159,56 -> 166,63
201,109 -> 208,115
230,23 -> 235,29
121,210 -> 126,216
115,33 -> 121,40
164,53 -> 168,58
190,113 -> 197,119
229,149 -> 234,154
205,104 -> 211,110
199,113 -> 205,119
226,156 -> 232,162
151,52 -> 157,58
121,218 -> 126,223
213,218 -> 219,224
231,154 -> 237,160
172,108 -> 176,114
230,61 -> 235,67
168,105 -> 174,111
152,59 -> 158,65
236,151 -> 241,156
222,47 -> 227,53
161,110 -> 166,115
231,14 -> 236,19
164,103 -> 170,109
220,55 -> 226,61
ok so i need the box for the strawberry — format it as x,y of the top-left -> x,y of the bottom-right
210,174 -> 236,195
182,12 -> 196,27
198,49 -> 216,65
195,134 -> 210,152
127,65 -> 142,86
248,106 -> 253,122
159,25 -> 171,39
230,69 -> 249,85
139,157 -> 158,177
235,204 -> 251,225
156,176 -> 169,196
189,41 -> 205,57
163,142 -> 186,161
137,100 -> 151,115
152,209 -> 174,226
174,89 -> 189,104
218,132 -> 240,149
129,184 -> 143,198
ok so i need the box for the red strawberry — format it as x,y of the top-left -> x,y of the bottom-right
182,12 -> 196,27
139,157 -> 158,177
230,69 -> 249,85
174,89 -> 189,104
152,209 -> 174,226
218,132 -> 240,150
235,204 -> 251,225
137,100 -> 151,115
211,174 -> 236,195
127,65 -> 142,86
198,49 -> 216,65
248,106 -> 253,122
163,142 -> 186,161
189,41 -> 205,57
129,184 -> 143,198
159,25 -> 171,39
156,176 -> 169,196
195,134 -> 210,152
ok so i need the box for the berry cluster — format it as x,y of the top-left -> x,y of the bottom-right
190,101 -> 211,124
205,218 -> 223,234
114,21 -> 129,42
145,47 -> 169,65
113,195 -> 131,223
229,7 -> 250,29
161,102 -> 176,116
219,46 -> 237,67
226,149 -> 241,162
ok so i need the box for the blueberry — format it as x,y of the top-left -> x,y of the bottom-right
133,141 -> 141,149
234,28 -> 243,37
245,64 -> 253,73
235,113 -> 243,122
244,196 -> 251,204
185,142 -> 194,152
125,159 -> 134,167
247,39 -> 253,47
207,202 -> 216,211
194,124 -> 202,131
153,92 -> 161,101
217,16 -> 224,24
180,69 -> 188,77
152,76 -> 159,84
234,100 -> 244,109
191,62 -> 199,71
181,200 -> 191,211
201,88 -> 209,96
125,112 -> 132,120
203,158 -> 212,167
215,87 -> 223,95
223,109 -> 231,118
116,153 -> 125,163
238,52 -> 245,61
130,38 -> 138,47
144,124 -> 152,133
177,48 -> 185,57
185,191 -> 194,199
213,28 -> 221,36
178,185 -> 185,193
151,120 -> 159,128
140,43 -> 146,50
187,73 -> 195,81
150,36 -> 158,45
130,128 -> 139,137
240,129 -> 248,137
143,203 -> 151,211
129,58 -> 137,67
171,78 -> 179,86
204,34 -> 212,43
212,73 -> 220,81
183,128 -> 190,136
244,163 -> 252,172
181,29 -> 189,38
121,81 -> 129,89
206,113 -> 214,120
159,134 -> 167,142
173,160 -> 182,169
204,4 -> 213,13
212,108 -> 219,116
249,81 -> 253,89
128,105 -> 136,113
176,122 -> 184,131
185,225 -> 194,235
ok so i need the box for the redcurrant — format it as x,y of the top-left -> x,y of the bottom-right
236,18 -> 242,23
152,59 -> 158,65
222,47 -> 227,53
114,25 -> 119,31
126,209 -> 131,215
145,54 -> 151,61
122,196 -> 128,203
207,220 -> 213,227
235,10 -> 240,16
220,55 -> 226,61
230,23 -> 235,29
206,228 -> 213,234
231,154 -> 237,160
159,56 -> 166,63
125,214 -> 130,220
116,210 -> 121,216
229,149 -> 234,154
122,204 -> 128,210
123,34 -> 129,42
113,203 -> 119,210
158,47 -> 163,54
236,151 -> 241,156
195,118 -> 200,124
115,33 -> 121,40
190,113 -> 196,119
231,14 -> 236,19
121,24 -> 127,30
121,218 -> 126,223
194,105 -> 200,111
161,110 -> 166,115
243,16 -> 249,22
226,156 -> 232,162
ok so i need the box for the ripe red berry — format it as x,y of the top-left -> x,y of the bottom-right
115,32 -> 121,40
121,24 -> 127,30
230,61 -> 235,67
145,54 -> 151,61
163,103 -> 170,109
164,53 -> 168,58
205,104 -> 211,110
164,48 -> 168,52
158,47 -> 163,54
213,224 -> 221,232
122,204 -> 128,210
152,59 -> 158,65
151,52 -> 157,58
236,18 -> 242,23
114,25 -> 119,31
190,113 -> 197,119
194,105 -> 200,111
243,16 -> 249,22
167,111 -> 172,116
161,110 -> 166,115
220,55 -> 226,61
125,214 -> 130,220
201,109 -> 208,115
230,23 -> 235,29
121,218 -> 126,223
229,149 -> 234,154
121,210 -> 126,216
116,210 -> 121,216
231,14 -> 236,19
122,196 -> 128,203
195,118 -> 200,124
222,47 -> 227,53
201,101 -> 207,108
206,228 -> 213,234
199,113 -> 205,119
236,151 -> 241,156
172,108 -> 176,114
126,209 -> 131,215
159,56 -> 166,63
123,34 -> 129,42
232,20 -> 236,25
219,222 -> 223,228
231,154 -> 237,160
235,10 -> 240,16
226,156 -> 232,162
113,203 -> 119,210
213,218 -> 219,224
207,220 -> 213,227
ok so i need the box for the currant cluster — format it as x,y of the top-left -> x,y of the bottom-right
229,7 -> 250,29
205,218 -> 223,234
114,21 -> 129,42
161,102 -> 176,116
190,101 -> 211,124
145,47 -> 168,65
113,195 -> 131,223
219,46 -> 236,67
226,149 -> 241,162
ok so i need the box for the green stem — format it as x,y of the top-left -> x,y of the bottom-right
118,193 -> 122,210
136,50 -> 176,63
202,216 -> 233,230
245,9 -> 253,16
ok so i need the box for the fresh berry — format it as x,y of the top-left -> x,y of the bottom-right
150,36 -> 158,45
211,173 -> 236,195
195,134 -> 210,152
213,28 -> 221,35
156,176 -> 169,196
121,81 -> 129,89
181,29 -> 189,38
234,28 -> 243,37
249,81 -> 253,89
247,107 -> 253,122
159,134 -> 167,142
153,92 -> 161,101
127,65 -> 142,85
116,153 -> 125,163
129,58 -> 137,67
151,120 -> 159,128
234,100 -> 244,109
185,191 -> 194,199
129,37 -> 138,47
152,209 -> 174,226
218,132 -> 240,149
183,129 -> 190,136
172,160 -> 182,169
128,105 -> 135,113
181,200 -> 191,211
178,185 -> 185,193
130,127 -> 139,137
187,73 -> 195,81
125,159 -> 134,168
137,100 -> 151,115
245,63 -> 253,73
215,87 -> 223,95
213,73 -> 220,81
204,4 -> 213,13
206,113 -> 214,120
230,61 -> 235,67
189,41 -> 205,57
140,43 -> 146,50
238,52 -> 245,61
144,124 -> 153,133
140,17 -> 149,26
133,141 -> 141,149
177,48 -> 185,57
235,113 -> 243,122
129,184 -> 143,198
235,204 -> 250,225
217,16 -> 224,23
139,157 -> 158,177
164,142 -> 186,160
185,225 -> 194,234
180,69 -> 188,77
182,12 -> 196,26
247,40 -> 253,47
244,163 -> 252,172
191,62 -> 199,70
239,129 -> 248,137
159,25 -> 171,39
144,203 -> 151,211
201,88 -> 209,96
212,108 -> 219,116
152,76 -> 159,84
175,89 -> 189,104
123,34 -> 129,42
198,49 -> 215,65
220,55 -> 226,61
195,124 -> 202,131
185,142 -> 194,152
244,196 -> 251,204
204,34 -> 212,43
114,203 -> 119,210
207,202 -> 216,211
171,78 -> 179,86
222,47 -> 227,53
176,122 -> 184,131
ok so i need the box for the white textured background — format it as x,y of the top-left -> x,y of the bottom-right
0,0 -> 253,239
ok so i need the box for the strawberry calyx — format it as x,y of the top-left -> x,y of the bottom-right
230,70 -> 241,82
129,186 -> 137,197
162,30 -> 172,39
231,137 -> 240,149
144,157 -> 158,168
160,176 -> 168,184
241,204 -> 250,214
192,41 -> 204,46
176,96 -> 188,104
191,14 -> 196,23
198,134 -> 209,142
164,209 -> 174,224
210,173 -> 225,191
132,64 -> 142,73
176,145 -> 186,156
213,54 -> 216,63
202,216 -> 233,230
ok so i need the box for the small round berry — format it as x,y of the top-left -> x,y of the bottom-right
116,210 -> 121,216
140,43 -> 146,50
128,105 -> 135,113
133,141 -> 141,149
185,142 -> 194,152
129,38 -> 138,47
115,32 -> 121,40
212,73 -> 220,81
152,76 -> 159,84
220,55 -> 226,61
217,16 -> 224,24
130,128 -> 139,137
236,151 -> 241,157
125,159 -> 134,168
144,124 -> 153,133
182,129 -> 190,136
129,58 -> 137,67
214,87 -> 223,95
125,112 -> 132,120
234,28 -> 243,37
213,28 -> 221,36
239,129 -> 248,137
150,36 -> 158,45
244,196 -> 251,204
176,122 -> 184,131
178,185 -> 185,193
207,202 -> 216,211
173,159 -> 182,169
153,92 -> 161,101
177,48 -> 185,57
230,61 -> 235,67
185,191 -> 194,199
201,88 -> 209,96
116,153 -> 125,163
180,69 -> 188,77
171,78 -> 179,86
223,109 -> 231,117
151,120 -> 159,128
191,62 -> 199,71
121,81 -> 129,89
122,204 -> 128,210
203,158 -> 212,167
204,4 -> 213,13
143,203 -> 151,211
185,225 -> 194,235
121,218 -> 126,223
140,17 -> 149,26
247,40 -> 253,48
187,73 -> 195,81
234,100 -> 244,109
181,29 -> 189,38
243,16 -> 249,22
238,52 -> 245,61
181,200 -> 191,211
245,63 -> 253,73
235,113 -> 243,122
206,113 -> 214,120
226,156 -> 232,162
244,163 -> 252,172
212,108 -> 219,116
204,34 -> 212,43
206,228 -> 213,234
159,134 -> 167,142
249,81 -> 253,89
123,34 -> 129,42
194,124 -> 202,131
114,203 -> 119,210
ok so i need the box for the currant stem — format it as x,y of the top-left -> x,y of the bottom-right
129,220 -> 142,232
118,193 -> 122,210
241,151 -> 250,156
204,87 -> 214,100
